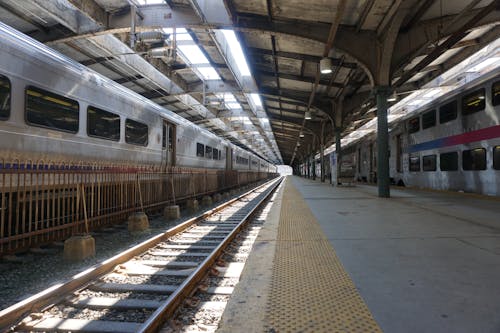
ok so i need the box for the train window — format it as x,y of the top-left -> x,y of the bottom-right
493,81 -> 500,106
440,152 -> 458,171
25,86 -> 79,133
0,74 -> 10,120
423,155 -> 437,171
409,153 -> 420,172
87,106 -> 120,141
422,109 -> 436,129
462,88 -> 485,116
213,148 -> 219,160
205,146 -> 213,159
196,143 -> 204,157
125,119 -> 148,146
408,117 -> 420,133
439,100 -> 457,124
462,148 -> 486,170
493,146 -> 500,170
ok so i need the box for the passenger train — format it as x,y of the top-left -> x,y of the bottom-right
312,70 -> 500,196
0,21 -> 275,173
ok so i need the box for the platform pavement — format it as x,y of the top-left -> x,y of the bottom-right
218,176 -> 500,333
218,177 -> 381,333
290,176 -> 500,333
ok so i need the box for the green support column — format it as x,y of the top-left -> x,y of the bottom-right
306,157 -> 311,179
320,121 -> 325,182
312,153 -> 316,180
376,86 -> 390,197
335,128 -> 341,185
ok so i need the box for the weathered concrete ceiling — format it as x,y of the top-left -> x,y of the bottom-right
0,0 -> 498,165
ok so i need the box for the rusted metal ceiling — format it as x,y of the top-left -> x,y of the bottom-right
0,0 -> 498,165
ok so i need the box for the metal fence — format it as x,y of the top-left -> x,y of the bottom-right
0,161 -> 276,254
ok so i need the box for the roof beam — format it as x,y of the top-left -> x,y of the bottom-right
356,0 -> 375,32
256,69 -> 345,88
248,47 -> 357,68
392,4 -> 500,77
29,0 -> 103,34
267,106 -> 306,117
289,0 -> 347,164
260,87 -> 330,106
400,0 -> 436,32
394,1 -> 498,87
0,1 -> 49,33
140,89 -> 171,99
269,116 -> 322,133
187,80 -> 241,94
114,74 -> 143,84
67,0 -> 107,28
407,25 -> 500,90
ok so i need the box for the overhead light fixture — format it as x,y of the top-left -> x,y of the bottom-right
387,91 -> 398,102
305,111 -> 312,120
299,132 -> 304,138
320,57 -> 332,74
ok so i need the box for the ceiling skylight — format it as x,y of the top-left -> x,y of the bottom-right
178,45 -> 209,64
217,93 -> 236,102
250,93 -> 263,107
221,30 -> 251,76
162,27 -> 188,34
197,67 -> 221,80
227,102 -> 242,109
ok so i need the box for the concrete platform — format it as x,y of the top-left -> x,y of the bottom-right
218,176 -> 500,333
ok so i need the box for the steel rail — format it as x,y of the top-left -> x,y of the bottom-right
137,176 -> 283,333
0,176 -> 280,332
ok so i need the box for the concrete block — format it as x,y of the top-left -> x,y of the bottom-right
201,195 -> 213,207
64,235 -> 95,261
164,205 -> 180,221
186,199 -> 199,213
128,212 -> 149,232
213,193 -> 222,202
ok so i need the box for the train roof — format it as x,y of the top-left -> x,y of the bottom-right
0,21 -> 245,150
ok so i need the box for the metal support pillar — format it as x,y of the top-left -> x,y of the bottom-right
320,121 -> 325,182
312,153 -> 316,180
376,86 -> 391,197
306,156 -> 311,178
335,127 -> 341,185
312,136 -> 317,181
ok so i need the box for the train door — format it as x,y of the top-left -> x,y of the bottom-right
226,147 -> 232,170
162,120 -> 176,167
396,134 -> 402,173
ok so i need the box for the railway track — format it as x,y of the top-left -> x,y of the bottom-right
0,177 -> 282,333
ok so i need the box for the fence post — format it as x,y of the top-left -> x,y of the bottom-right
136,174 -> 144,212
80,184 -> 89,234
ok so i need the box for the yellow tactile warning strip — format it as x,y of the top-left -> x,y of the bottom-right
265,179 -> 382,333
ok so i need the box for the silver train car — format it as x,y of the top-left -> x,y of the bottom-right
338,70 -> 500,196
0,22 -> 275,173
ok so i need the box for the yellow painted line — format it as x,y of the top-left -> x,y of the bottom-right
265,178 -> 382,333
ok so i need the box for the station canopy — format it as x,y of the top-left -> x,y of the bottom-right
0,0 -> 498,165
